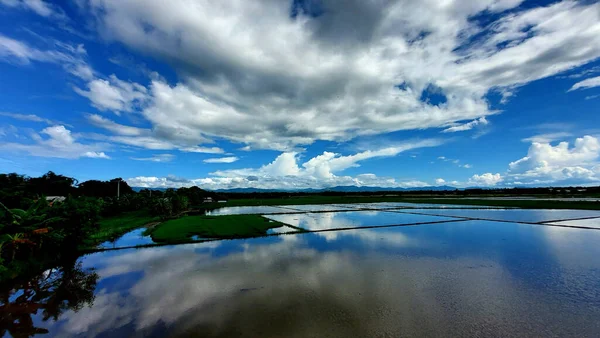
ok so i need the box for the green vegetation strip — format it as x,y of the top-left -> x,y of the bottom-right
88,210 -> 159,244
147,214 -> 286,243
403,198 -> 600,210
203,196 -> 600,210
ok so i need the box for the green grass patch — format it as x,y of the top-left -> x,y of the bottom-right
148,214 -> 284,243
88,210 -> 159,244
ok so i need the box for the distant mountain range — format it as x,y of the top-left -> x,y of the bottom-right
132,185 -> 461,193
210,185 -> 460,193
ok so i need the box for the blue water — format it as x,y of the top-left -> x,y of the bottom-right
393,208 -> 600,223
275,204 -> 358,212
354,202 -> 506,209
206,206 -> 291,215
5,209 -> 600,337
98,228 -> 155,249
548,217 -> 600,229
264,210 -> 457,231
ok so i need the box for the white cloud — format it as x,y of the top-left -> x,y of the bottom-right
468,173 -> 503,186
203,157 -> 239,164
522,132 -> 573,144
84,151 -> 110,159
87,114 -> 145,136
0,125 -> 110,159
180,146 -> 225,154
131,154 -> 175,162
127,139 -> 439,189
0,0 -> 64,18
85,114 -> 224,153
75,0 -> 600,150
506,135 -> 600,185
75,75 -> 148,114
450,135 -> 600,187
509,136 -> 600,173
442,117 -> 489,133
568,76 -> 600,92
0,111 -> 68,126
0,34 -> 92,80
437,155 -> 470,169
435,178 -> 445,185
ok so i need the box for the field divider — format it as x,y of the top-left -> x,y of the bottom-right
390,210 -> 600,230
537,215 -> 600,224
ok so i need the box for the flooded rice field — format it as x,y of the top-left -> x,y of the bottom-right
3,203 -> 600,337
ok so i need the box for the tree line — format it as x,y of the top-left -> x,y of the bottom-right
0,171 -> 217,283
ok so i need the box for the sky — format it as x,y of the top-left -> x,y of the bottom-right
0,0 -> 599,190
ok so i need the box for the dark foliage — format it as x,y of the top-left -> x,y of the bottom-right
0,260 -> 98,337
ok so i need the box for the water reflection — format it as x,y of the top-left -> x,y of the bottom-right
548,217 -> 600,229
395,208 -> 600,223
5,221 -> 600,337
205,206 -> 291,215
0,261 -> 98,337
265,210 -> 457,231
98,228 -> 155,249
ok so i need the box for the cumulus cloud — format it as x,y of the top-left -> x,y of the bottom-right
507,135 -> 600,185
435,178 -> 445,185
447,135 -> 600,187
75,75 -> 148,114
509,136 -> 600,172
203,157 -> 239,164
0,125 -> 110,159
568,76 -> 600,92
127,139 -> 439,189
468,173 -> 503,186
442,117 -> 489,133
71,0 -> 600,150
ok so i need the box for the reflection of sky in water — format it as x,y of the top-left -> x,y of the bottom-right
275,204 -> 357,212
98,228 -> 155,249
206,206 -> 291,215
351,202 -> 507,209
266,225 -> 299,234
264,211 -> 457,231
32,219 -> 600,337
394,209 -> 600,223
548,217 -> 600,229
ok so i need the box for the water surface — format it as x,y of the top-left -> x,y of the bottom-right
548,217 -> 600,229
205,206 -> 291,215
98,228 -> 155,249
7,219 -> 600,337
264,210 -> 457,231
394,208 -> 600,223
4,208 -> 600,337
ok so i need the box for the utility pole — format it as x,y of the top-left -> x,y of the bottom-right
117,179 -> 120,199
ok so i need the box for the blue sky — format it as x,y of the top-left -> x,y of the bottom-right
1,0 -> 599,189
